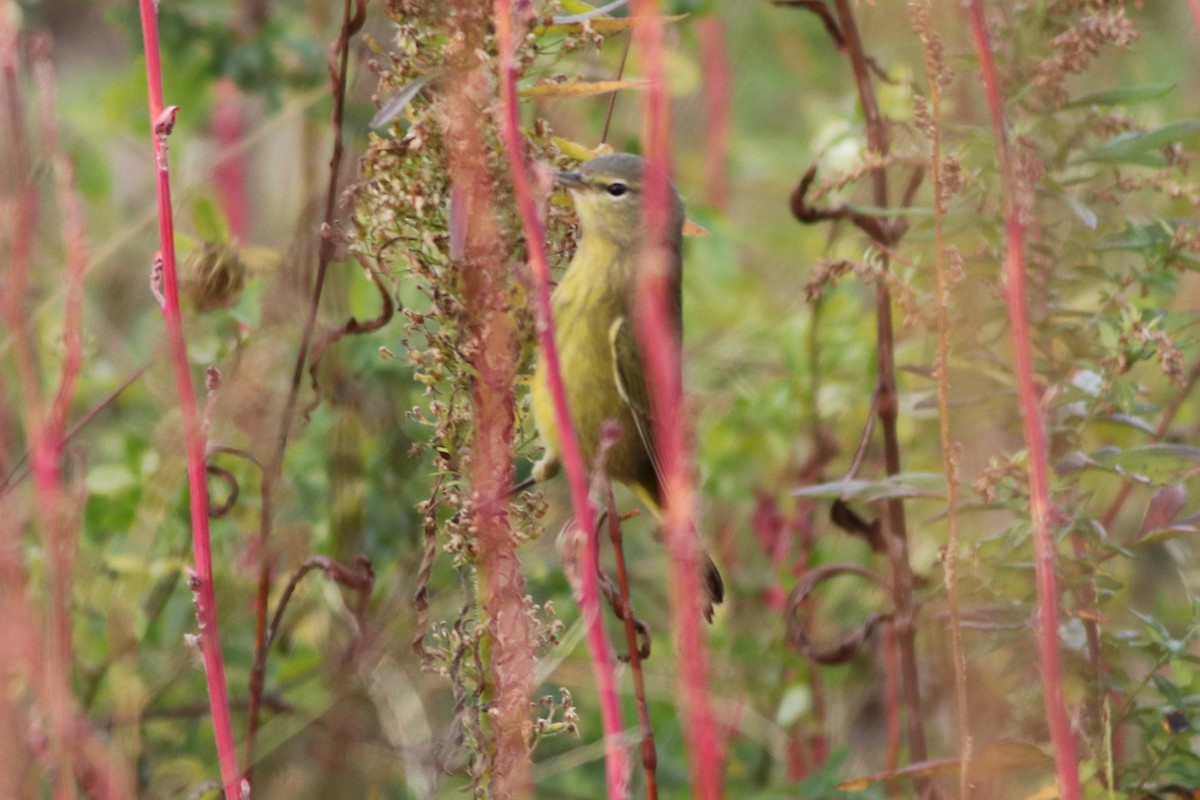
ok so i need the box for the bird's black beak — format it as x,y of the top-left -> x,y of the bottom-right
554,171 -> 586,190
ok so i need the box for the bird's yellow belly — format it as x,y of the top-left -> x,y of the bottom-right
530,286 -> 647,488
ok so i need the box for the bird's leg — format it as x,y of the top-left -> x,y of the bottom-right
508,474 -> 536,497
508,453 -> 560,497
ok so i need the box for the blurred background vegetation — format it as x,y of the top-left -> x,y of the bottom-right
3,0 -> 1200,797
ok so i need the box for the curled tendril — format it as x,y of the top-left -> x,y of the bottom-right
205,465 -> 239,519
786,563 -> 891,664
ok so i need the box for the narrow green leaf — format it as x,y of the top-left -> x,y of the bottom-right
1067,82 -> 1175,108
793,472 -> 946,502
1077,120 -> 1200,166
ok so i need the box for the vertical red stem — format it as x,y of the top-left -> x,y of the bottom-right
0,25 -> 130,796
136,2 -> 242,795
34,49 -> 87,799
965,4 -> 1081,797
212,77 -> 248,241
695,16 -> 730,210
445,59 -> 535,798
882,625 -> 901,798
493,3 -> 627,797
633,2 -> 723,798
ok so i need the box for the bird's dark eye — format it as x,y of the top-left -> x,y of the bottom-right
606,182 -> 628,197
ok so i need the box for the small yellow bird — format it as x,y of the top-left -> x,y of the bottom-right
529,152 -> 724,620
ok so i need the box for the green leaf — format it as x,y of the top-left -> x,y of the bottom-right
776,684 -> 812,727
86,464 -> 137,495
793,472 -> 946,502
1130,524 -> 1199,548
1076,120 -> 1200,167
1067,83 -> 1175,108
1095,219 -> 1175,252
1060,193 -> 1097,230
192,197 -> 231,243
1093,444 -> 1200,486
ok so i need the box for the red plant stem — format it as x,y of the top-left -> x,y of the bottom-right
882,626 -> 901,799
493,3 -> 627,796
608,491 -> 658,800
695,16 -> 730,209
4,29 -> 78,796
633,2 -> 722,798
0,27 -> 131,796
137,2 -> 242,795
1191,0 -> 1200,39
212,77 -> 248,241
33,49 -> 88,798
965,4 -> 1081,797
445,56 -> 535,797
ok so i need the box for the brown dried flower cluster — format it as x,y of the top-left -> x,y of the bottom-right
1032,4 -> 1139,107
355,2 -> 592,794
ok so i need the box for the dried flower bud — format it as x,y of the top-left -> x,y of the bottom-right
182,240 -> 247,312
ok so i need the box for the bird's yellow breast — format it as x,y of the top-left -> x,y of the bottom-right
529,237 -> 651,490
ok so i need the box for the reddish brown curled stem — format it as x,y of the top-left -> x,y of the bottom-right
136,1 -> 242,795
633,1 -> 723,797
493,2 -> 628,796
965,3 -> 1082,797
786,0 -> 927,779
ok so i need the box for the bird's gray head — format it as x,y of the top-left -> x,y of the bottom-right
555,153 -> 685,251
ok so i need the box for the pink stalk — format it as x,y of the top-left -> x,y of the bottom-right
695,16 -> 731,210
965,4 -> 1081,797
212,77 -> 248,241
0,28 -> 131,795
32,48 -> 87,798
632,2 -> 723,797
137,2 -> 242,795
1191,0 -> 1200,39
492,2 -> 628,796
444,59 -> 535,797
750,495 -> 789,611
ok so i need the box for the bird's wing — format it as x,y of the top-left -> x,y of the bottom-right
609,315 -> 663,500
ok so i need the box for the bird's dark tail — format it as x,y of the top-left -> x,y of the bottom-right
702,554 -> 725,623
